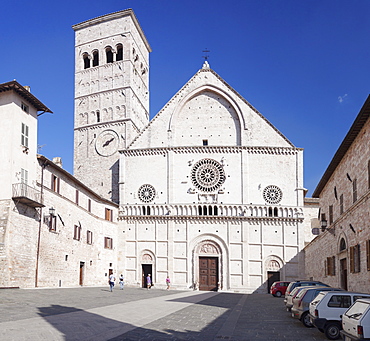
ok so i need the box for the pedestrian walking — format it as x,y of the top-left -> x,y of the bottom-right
146,274 -> 152,289
119,274 -> 124,290
166,276 -> 170,290
109,273 -> 116,292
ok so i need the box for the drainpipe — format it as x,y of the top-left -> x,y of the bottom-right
35,161 -> 47,287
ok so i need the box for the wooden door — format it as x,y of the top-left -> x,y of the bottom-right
199,257 -> 218,291
79,262 -> 85,286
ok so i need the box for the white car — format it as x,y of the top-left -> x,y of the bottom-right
309,291 -> 370,340
341,298 -> 370,340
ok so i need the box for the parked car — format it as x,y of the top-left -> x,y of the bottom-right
284,281 -> 330,310
285,286 -> 319,312
309,291 -> 370,340
291,286 -> 343,328
270,281 -> 290,297
341,298 -> 370,341
285,280 -> 330,297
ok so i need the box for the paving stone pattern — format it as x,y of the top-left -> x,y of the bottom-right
0,287 -> 329,340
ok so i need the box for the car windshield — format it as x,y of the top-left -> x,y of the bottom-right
345,301 -> 370,318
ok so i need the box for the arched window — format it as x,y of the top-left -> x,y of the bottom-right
83,53 -> 90,69
268,207 -> 273,217
339,238 -> 346,252
92,51 -> 99,67
203,206 -> 207,215
214,206 -> 218,216
142,206 -> 146,215
116,44 -> 123,61
198,206 -> 202,216
96,111 -> 100,123
208,206 -> 213,216
274,208 -> 278,217
146,206 -> 151,215
106,47 -> 113,63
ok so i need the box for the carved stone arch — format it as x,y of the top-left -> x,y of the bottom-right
264,255 -> 284,272
190,234 -> 229,291
168,85 -> 245,145
140,249 -> 155,264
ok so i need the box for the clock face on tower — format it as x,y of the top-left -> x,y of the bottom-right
95,130 -> 119,156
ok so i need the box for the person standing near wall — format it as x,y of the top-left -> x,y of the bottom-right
146,274 -> 151,289
119,274 -> 124,290
166,276 -> 170,290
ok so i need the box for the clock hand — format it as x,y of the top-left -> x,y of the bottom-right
103,137 -> 115,147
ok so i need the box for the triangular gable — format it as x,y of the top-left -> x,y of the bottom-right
128,66 -> 294,149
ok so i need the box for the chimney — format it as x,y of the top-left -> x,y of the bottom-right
53,157 -> 63,168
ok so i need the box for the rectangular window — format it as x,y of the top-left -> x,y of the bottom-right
21,123 -> 29,148
21,168 -> 28,185
329,205 -> 333,225
340,194 -> 344,215
49,215 -> 57,232
87,230 -> 93,245
105,208 -> 113,222
327,256 -> 336,276
353,178 -> 357,203
21,102 -> 29,113
202,139 -> 208,146
73,225 -> 81,241
350,244 -> 361,273
104,237 -> 113,249
88,199 -> 91,213
367,240 -> 370,271
51,175 -> 60,193
75,190 -> 79,205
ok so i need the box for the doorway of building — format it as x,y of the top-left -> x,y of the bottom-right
142,264 -> 152,288
199,257 -> 218,291
340,258 -> 348,290
79,262 -> 85,286
267,271 -> 280,293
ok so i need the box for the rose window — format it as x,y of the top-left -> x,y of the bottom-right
138,184 -> 156,203
263,185 -> 283,204
191,159 -> 226,192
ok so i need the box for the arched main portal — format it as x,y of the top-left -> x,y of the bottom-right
140,250 -> 155,288
193,240 -> 222,291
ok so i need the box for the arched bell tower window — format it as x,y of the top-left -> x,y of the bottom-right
116,44 -> 123,61
339,238 -> 347,252
92,50 -> 99,67
96,110 -> 100,123
83,53 -> 90,69
106,47 -> 114,63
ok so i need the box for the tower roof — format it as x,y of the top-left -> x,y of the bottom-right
72,9 -> 152,52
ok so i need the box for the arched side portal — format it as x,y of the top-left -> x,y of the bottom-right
140,250 -> 155,288
264,255 -> 284,293
191,235 -> 229,291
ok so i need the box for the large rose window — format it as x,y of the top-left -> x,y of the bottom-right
191,159 -> 226,192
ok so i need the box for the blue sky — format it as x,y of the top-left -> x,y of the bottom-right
1,0 -> 370,196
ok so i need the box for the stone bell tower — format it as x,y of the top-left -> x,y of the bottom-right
72,9 -> 151,203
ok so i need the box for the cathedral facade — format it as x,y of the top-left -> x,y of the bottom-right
0,9 -> 318,292
72,10 -> 317,292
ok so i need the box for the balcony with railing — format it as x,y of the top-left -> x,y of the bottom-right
12,183 -> 44,207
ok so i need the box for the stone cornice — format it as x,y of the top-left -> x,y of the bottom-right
120,145 -> 302,157
75,119 -> 131,132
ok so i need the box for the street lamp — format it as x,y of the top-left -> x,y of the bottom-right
320,219 -> 328,232
49,207 -> 55,216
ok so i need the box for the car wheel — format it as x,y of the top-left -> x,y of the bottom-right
301,311 -> 313,328
275,291 -> 282,297
324,322 -> 341,340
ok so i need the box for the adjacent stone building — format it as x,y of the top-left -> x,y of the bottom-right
1,9 -> 319,291
304,96 -> 370,293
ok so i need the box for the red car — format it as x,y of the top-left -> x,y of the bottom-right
270,281 -> 290,297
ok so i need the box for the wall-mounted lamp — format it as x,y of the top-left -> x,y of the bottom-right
49,207 -> 55,216
320,219 -> 328,232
